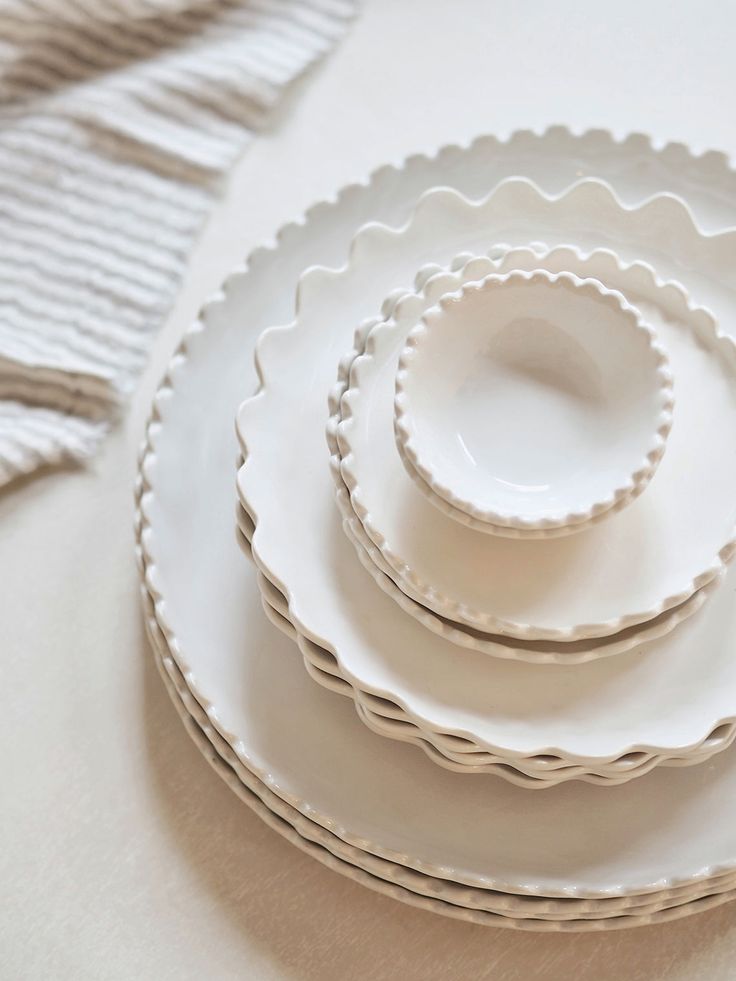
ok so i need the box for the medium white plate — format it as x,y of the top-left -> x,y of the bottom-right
237,181 -> 736,769
139,130 -> 736,907
325,249 -> 716,664
237,499 -> 725,783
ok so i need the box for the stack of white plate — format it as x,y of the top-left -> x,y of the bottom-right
138,128 -> 736,929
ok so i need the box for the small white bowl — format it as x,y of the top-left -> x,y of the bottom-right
394,270 -> 674,535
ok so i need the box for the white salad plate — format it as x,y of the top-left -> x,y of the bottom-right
327,189 -> 736,643
323,249 -> 716,665
237,508 -> 727,786
237,180 -> 736,776
139,129 -> 736,926
237,501 -> 727,783
393,270 -> 673,536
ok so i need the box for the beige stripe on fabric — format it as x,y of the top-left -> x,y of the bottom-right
0,0 -> 355,486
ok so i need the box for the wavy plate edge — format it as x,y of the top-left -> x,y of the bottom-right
136,127 -> 736,901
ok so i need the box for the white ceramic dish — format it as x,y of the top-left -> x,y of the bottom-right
140,396 -> 736,904
323,249 -> 715,662
330,189 -> 736,643
237,501 -> 726,783
237,181 -> 736,775
139,502 -> 736,915
393,270 -> 673,535
385,255 -> 681,547
140,575 -> 736,928
329,503 -> 718,668
145,619 -> 736,929
138,129 -> 736,917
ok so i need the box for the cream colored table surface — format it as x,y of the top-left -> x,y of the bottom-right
3,2 -> 736,977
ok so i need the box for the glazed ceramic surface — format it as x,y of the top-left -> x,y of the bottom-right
138,130 -> 736,920
146,616 -> 736,928
236,499 -> 725,784
139,485 -> 736,916
138,569 -> 736,929
393,270 -> 673,534
318,251 -> 714,669
328,189 -> 736,643
236,181 -> 736,775
139,304 -> 736,901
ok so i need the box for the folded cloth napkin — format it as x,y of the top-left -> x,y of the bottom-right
0,0 -> 354,487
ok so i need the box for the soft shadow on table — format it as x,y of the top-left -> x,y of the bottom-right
1,459 -> 83,503
139,614 -> 735,981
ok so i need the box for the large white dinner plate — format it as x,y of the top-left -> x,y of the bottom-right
136,541 -> 736,925
147,613 -> 736,927
139,131 -> 736,906
237,180 -> 736,769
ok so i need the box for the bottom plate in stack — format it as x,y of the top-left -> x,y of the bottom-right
136,464 -> 736,930
137,548 -> 736,930
137,175 -> 736,930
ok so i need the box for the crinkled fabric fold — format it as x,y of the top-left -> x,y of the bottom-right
0,0 -> 355,485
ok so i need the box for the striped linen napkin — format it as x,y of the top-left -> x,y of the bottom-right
0,0 -> 355,487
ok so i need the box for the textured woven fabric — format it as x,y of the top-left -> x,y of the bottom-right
0,0 -> 355,485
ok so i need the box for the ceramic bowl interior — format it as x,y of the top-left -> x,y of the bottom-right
394,270 -> 674,531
